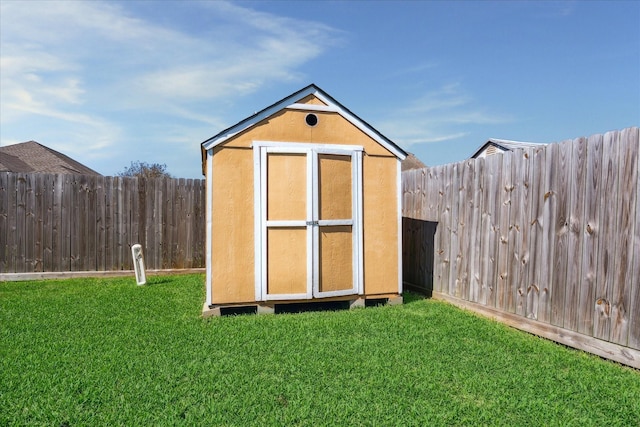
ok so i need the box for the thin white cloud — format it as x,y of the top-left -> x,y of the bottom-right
0,0 -> 340,176
377,83 -> 512,148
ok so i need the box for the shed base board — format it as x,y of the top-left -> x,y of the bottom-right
203,294 -> 402,317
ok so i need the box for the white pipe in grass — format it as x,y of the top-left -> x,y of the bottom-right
131,244 -> 146,285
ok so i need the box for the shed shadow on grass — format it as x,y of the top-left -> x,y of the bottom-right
219,299 -> 395,316
275,301 -> 351,314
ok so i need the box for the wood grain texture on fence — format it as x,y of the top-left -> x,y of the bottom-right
402,127 -> 640,364
0,174 -> 206,273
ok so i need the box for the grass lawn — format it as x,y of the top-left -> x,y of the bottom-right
1,274 -> 638,426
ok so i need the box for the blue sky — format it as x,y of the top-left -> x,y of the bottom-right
1,0 -> 638,178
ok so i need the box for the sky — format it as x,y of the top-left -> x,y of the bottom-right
1,0 -> 638,179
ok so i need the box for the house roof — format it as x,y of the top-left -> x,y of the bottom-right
470,138 -> 547,159
201,84 -> 407,160
0,141 -> 102,175
401,153 -> 427,171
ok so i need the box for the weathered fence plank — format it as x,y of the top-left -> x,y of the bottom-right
564,136 -> 587,332
434,166 -> 449,292
478,154 -> 499,306
42,174 -> 54,271
610,128 -> 637,345
527,146 -> 546,319
496,151 -> 513,312
448,163 -> 460,298
33,174 -> 44,272
456,160 -> 472,300
469,158 -> 483,302
594,131 -> 620,341
24,174 -> 36,272
538,142 -> 559,323
578,133 -> 603,335
514,149 -> 533,316
95,176 -> 106,271
630,127 -> 640,349
550,140 -> 572,327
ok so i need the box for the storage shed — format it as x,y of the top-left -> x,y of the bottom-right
201,84 -> 407,316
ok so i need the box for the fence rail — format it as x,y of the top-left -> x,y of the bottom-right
402,127 -> 640,366
0,174 -> 205,273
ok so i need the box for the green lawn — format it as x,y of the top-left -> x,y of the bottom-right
1,274 -> 638,426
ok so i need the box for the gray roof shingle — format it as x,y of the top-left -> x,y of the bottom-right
0,141 -> 102,175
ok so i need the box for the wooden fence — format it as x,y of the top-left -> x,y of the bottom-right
0,174 -> 206,273
402,127 -> 640,367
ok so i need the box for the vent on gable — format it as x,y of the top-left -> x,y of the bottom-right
305,113 -> 318,127
486,145 -> 498,156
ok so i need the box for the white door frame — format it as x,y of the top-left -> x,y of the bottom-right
252,141 -> 363,301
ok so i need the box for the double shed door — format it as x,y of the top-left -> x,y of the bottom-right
256,143 -> 363,301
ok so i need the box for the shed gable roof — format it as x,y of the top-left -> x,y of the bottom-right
0,141 -> 102,175
201,84 -> 407,160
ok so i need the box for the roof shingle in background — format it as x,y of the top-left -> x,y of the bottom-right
0,141 -> 102,175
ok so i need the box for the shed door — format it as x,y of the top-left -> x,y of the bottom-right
256,144 -> 363,301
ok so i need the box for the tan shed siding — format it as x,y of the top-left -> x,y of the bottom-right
211,147 -> 255,304
222,110 -> 394,157
363,155 -> 399,295
297,94 -> 328,105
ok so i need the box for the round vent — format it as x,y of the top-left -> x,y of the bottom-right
305,113 -> 318,127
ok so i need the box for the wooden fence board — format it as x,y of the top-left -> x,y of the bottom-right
70,175 -> 83,271
42,174 -> 54,271
24,174 -> 36,271
482,154 -> 503,307
1,174 -> 15,273
578,133 -> 603,335
119,178 -> 128,270
130,177 -> 140,265
610,128 -> 637,345
33,174 -> 44,272
64,175 -> 74,271
514,149 -> 533,316
469,158 -> 483,302
594,131 -> 620,341
15,174 -> 27,272
526,146 -> 546,319
434,166 -> 449,292
550,140 -> 572,326
437,165 -> 452,294
629,127 -> 640,349
538,143 -> 559,323
448,163 -> 460,297
95,176 -> 106,271
455,161 -> 471,299
104,177 -> 115,270
507,150 -> 527,315
496,152 -> 513,312
564,137 -> 587,332
144,178 -> 155,269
